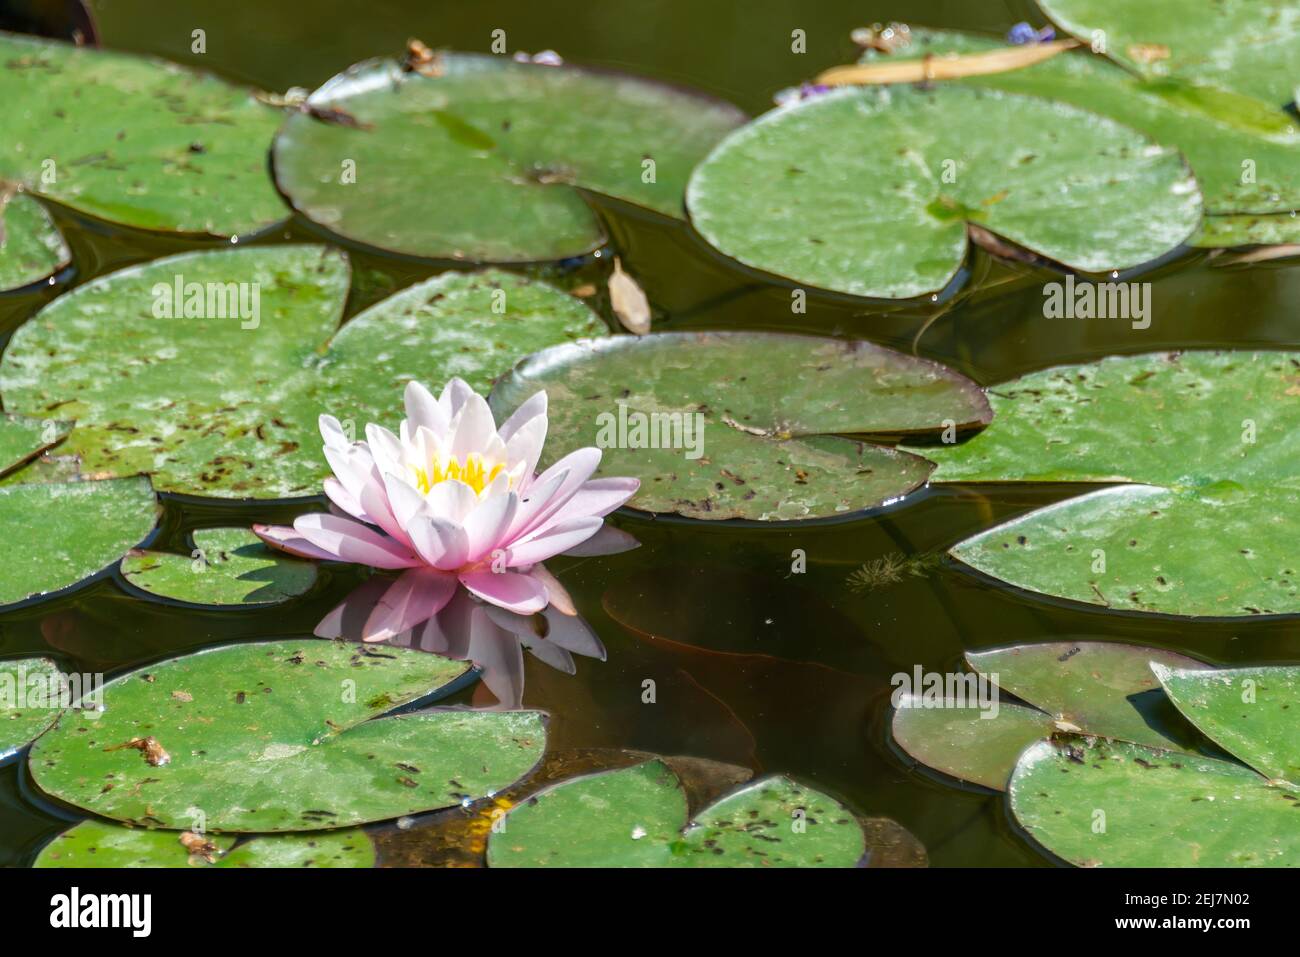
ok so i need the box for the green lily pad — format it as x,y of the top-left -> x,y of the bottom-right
1154,664 -> 1300,786
0,193 -> 70,291
29,639 -> 547,831
878,29 -> 1300,221
1,245 -> 605,497
1,657 -> 62,759
0,476 -> 158,608
892,697 -> 1051,791
273,52 -> 745,261
1194,213 -> 1300,247
34,819 -> 374,867
0,412 -> 69,478
0,31 -> 285,238
922,351 -> 1300,617
1010,737 -> 1300,867
487,760 -> 866,867
1037,0 -> 1300,107
121,528 -> 317,607
686,84 -> 1200,299
891,641 -> 1207,789
489,331 -> 990,520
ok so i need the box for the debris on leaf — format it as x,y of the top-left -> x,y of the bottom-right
106,736 -> 171,767
179,831 -> 221,864
817,39 -> 1078,87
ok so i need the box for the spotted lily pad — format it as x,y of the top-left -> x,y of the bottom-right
1,245 -> 605,497
1037,0 -> 1300,107
0,412 -> 68,478
1010,737 -> 1300,867
0,193 -> 70,291
874,28 -> 1300,222
121,528 -> 317,606
0,476 -> 158,608
487,760 -> 866,867
892,641 -> 1207,789
686,83 -> 1200,299
1,657 -> 62,761
921,351 -> 1300,617
0,31 -> 285,238
273,51 -> 745,261
28,639 -> 546,831
1194,212 -> 1300,247
34,819 -> 375,867
1154,664 -> 1300,786
489,331 -> 990,520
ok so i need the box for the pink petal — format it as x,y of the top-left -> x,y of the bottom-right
504,415 -> 547,488
458,570 -> 548,614
463,490 -> 518,562
293,513 -> 421,569
322,477 -> 367,521
253,523 -> 340,563
535,477 -> 639,531
507,516 -> 603,566
509,447 -> 601,540
560,524 -> 640,557
439,377 -> 474,419
504,466 -> 569,540
526,562 -> 576,615
361,568 -> 457,642
498,390 -> 547,442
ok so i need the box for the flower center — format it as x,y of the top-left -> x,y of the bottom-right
412,452 -> 505,496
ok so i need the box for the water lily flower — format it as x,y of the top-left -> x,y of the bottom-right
254,378 -> 639,638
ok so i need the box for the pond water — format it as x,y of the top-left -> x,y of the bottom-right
1,0 -> 1298,867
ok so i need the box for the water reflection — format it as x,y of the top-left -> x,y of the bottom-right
317,578 -> 606,708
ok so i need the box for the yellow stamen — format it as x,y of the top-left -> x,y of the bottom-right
413,453 -> 505,496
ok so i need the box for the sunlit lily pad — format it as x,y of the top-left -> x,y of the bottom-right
1037,0 -> 1300,107
1154,664 -> 1300,786
1010,737 -> 1300,867
875,28 -> 1300,221
121,528 -> 317,606
922,351 -> 1300,617
0,412 -> 68,478
35,819 -> 375,867
273,52 -> 745,261
0,31 -> 285,238
0,193 -> 70,291
892,641 -> 1207,789
487,760 -> 866,867
489,331 -> 990,520
29,639 -> 546,831
0,657 -> 62,761
1,245 -> 605,497
686,84 -> 1200,298
0,476 -> 158,608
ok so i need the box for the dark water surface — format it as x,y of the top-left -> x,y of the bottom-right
2,0 -> 1298,867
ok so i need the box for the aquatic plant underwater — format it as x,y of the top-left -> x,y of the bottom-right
1,0 -> 1299,871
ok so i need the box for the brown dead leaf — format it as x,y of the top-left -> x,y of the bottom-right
608,257 -> 651,335
816,39 -> 1079,87
106,736 -> 171,767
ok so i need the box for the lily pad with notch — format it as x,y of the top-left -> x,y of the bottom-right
686,83 -> 1201,299
121,527 -> 317,607
1,245 -> 607,498
28,639 -> 547,831
273,51 -> 746,262
917,351 -> 1300,617
489,331 -> 991,520
0,657 -> 63,761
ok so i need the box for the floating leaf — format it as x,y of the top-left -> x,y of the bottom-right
273,52 -> 745,261
1,245 -> 605,497
686,84 -> 1200,298
1010,737 -> 1300,867
29,639 -> 546,831
819,38 -> 1079,85
871,28 -> 1300,223
0,476 -> 157,608
0,193 -> 69,291
488,760 -> 866,867
489,331 -> 990,520
121,527 -> 317,607
34,819 -> 374,867
1037,0 -> 1300,107
1154,664 -> 1300,786
1195,213 -> 1300,247
922,351 -> 1300,617
0,657 -> 62,760
0,31 -> 285,238
0,413 -> 68,478
891,641 -> 1206,789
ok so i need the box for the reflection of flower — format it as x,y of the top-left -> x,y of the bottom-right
317,578 -> 606,709
255,378 -> 638,639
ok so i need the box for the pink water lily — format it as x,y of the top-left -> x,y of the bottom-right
255,378 -> 638,639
